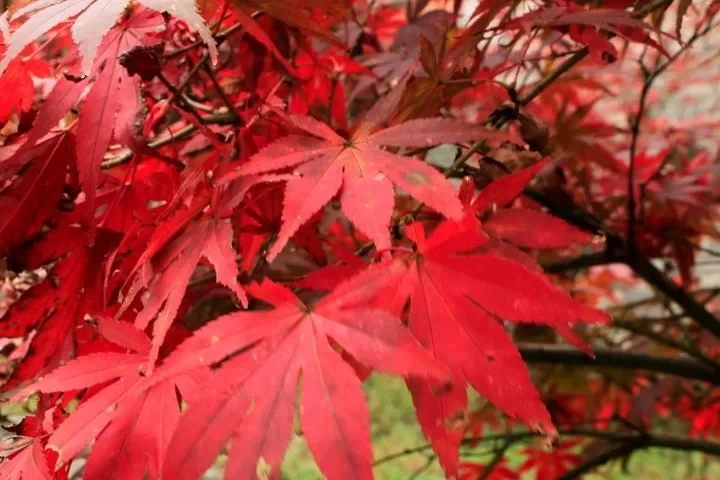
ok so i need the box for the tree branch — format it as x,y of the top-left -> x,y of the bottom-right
628,256 -> 720,339
443,0 -> 673,179
518,343 -> 720,384
542,251 -> 625,273
526,186 -> 720,340
559,440 -> 646,480
374,427 -> 720,469
627,18 -> 717,251
101,111 -> 236,168
558,427 -> 720,479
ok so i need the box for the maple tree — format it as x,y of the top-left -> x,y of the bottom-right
1,0 -> 720,479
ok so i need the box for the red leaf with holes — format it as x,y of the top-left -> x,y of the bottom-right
0,224 -> 118,386
0,442 -> 54,480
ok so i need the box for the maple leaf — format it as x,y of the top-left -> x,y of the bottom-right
99,157 -> 181,233
503,2 -> 668,63
484,207 -> 596,249
357,168 -> 608,475
0,442 -> 53,480
465,163 -> 599,251
222,77 -> 518,260
289,47 -> 372,131
0,221 -> 119,386
0,131 -> 75,256
233,182 -> 325,271
349,9 -> 450,101
234,0 -> 351,47
0,392 -> 70,479
73,8 -> 164,228
2,8 -> 173,234
159,275 -> 447,480
0,0 -> 216,76
519,439 -> 584,480
458,460 -> 519,480
0,49 -> 52,124
0,75 -> 89,174
371,221 -> 579,475
117,175 -> 253,369
11,317 -> 183,478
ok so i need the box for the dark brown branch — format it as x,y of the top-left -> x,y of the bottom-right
542,251 -> 625,273
518,343 -> 720,384
558,427 -> 720,479
628,256 -> 720,339
525,186 -> 720,340
559,440 -> 646,480
613,320 -> 720,372
203,63 -> 241,121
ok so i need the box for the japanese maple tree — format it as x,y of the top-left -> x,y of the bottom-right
1,0 -> 720,479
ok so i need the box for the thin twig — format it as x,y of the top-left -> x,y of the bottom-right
374,427 -> 720,468
559,441 -> 643,480
102,111 -> 236,168
627,21 -> 716,250
612,320 -> 720,372
203,63 -> 241,121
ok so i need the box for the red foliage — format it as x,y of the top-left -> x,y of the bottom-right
1,1 -> 719,479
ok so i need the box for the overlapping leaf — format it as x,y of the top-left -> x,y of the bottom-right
12,317 -> 182,478
0,0 -> 216,76
0,132 -> 75,256
0,221 -> 118,386
222,78 -> 518,260
160,276 -> 446,480
114,167 -> 259,369
351,165 -> 609,475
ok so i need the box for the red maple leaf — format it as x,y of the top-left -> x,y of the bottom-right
0,401 -> 68,480
116,176 -> 252,368
11,316 -> 184,479
73,8 -> 166,227
467,162 -> 599,251
0,442 -> 54,480
233,182 -> 326,271
158,276 -> 447,480
0,220 -> 119,386
0,48 -> 51,124
99,157 -> 181,233
353,171 -> 608,475
221,76 -> 518,260
458,460 -> 519,480
0,2 -> 216,76
503,1 -> 668,64
519,438 -> 584,480
0,131 -> 75,256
